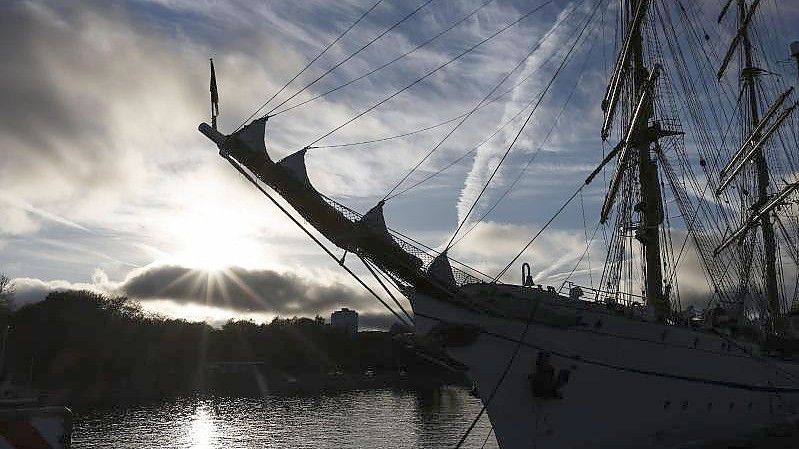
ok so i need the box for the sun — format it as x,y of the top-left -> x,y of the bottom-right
163,206 -> 267,271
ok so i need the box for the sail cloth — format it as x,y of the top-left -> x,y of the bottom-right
428,251 -> 456,290
225,117 -> 270,160
358,201 -> 391,238
355,200 -> 427,281
213,119 -> 432,292
278,148 -> 312,187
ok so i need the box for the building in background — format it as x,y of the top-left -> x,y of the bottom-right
330,308 -> 358,336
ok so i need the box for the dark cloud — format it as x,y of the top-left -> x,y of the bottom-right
119,264 -> 378,317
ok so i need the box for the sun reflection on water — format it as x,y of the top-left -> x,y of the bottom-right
185,403 -> 220,449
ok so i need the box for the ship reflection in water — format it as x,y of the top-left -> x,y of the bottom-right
71,386 -> 497,448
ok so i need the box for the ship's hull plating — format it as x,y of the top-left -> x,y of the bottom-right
410,286 -> 799,449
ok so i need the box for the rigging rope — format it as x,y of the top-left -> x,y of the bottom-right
221,155 -> 411,328
494,185 -> 584,282
270,0 -> 496,117
237,0 -> 384,130
265,0 -> 437,117
446,0 -> 601,250
448,20 -> 599,246
383,36 -> 576,200
382,0 -> 578,202
478,427 -> 494,449
657,0 -> 799,308
308,46 -> 560,153
306,26 -> 573,153
300,0 -> 556,149
452,298 -> 540,449
580,190 -> 594,287
559,220 -> 602,290
310,115 -> 463,149
359,255 -> 414,323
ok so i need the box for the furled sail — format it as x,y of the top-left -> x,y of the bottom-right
199,119 -> 436,293
427,251 -> 456,291
277,148 -> 312,186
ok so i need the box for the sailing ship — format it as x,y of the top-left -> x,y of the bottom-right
199,1 -> 799,447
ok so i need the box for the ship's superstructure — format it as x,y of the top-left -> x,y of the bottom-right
199,1 -> 799,447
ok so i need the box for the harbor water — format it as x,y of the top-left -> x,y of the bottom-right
72,386 -> 498,448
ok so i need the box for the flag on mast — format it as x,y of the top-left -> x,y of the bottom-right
210,58 -> 219,129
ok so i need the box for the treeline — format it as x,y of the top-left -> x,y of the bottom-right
5,290 -> 456,404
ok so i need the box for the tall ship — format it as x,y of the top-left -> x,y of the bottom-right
199,0 -> 799,447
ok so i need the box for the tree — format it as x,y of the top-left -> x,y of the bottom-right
0,273 -> 14,311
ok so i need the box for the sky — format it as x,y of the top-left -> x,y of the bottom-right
1,0 -> 797,328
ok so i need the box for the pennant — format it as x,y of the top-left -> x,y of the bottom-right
210,59 -> 219,116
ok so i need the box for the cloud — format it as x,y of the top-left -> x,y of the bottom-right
0,1 -> 157,228
455,2 -> 590,225
0,0 -> 300,236
448,220 -> 596,284
11,277 -> 102,307
10,263 -> 396,326
0,194 -> 90,233
0,205 -> 41,236
117,264 -> 377,316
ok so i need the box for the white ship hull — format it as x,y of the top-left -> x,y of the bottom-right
410,285 -> 799,449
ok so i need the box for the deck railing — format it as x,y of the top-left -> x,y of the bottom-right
320,195 -> 486,287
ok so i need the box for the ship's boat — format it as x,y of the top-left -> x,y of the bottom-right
199,1 -> 799,447
0,327 -> 72,449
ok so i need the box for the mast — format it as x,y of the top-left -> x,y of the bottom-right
714,0 -> 799,327
628,0 -> 666,320
738,0 -> 780,321
600,0 -> 669,320
738,0 -> 779,323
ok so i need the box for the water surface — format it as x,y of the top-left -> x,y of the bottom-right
73,386 -> 498,448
